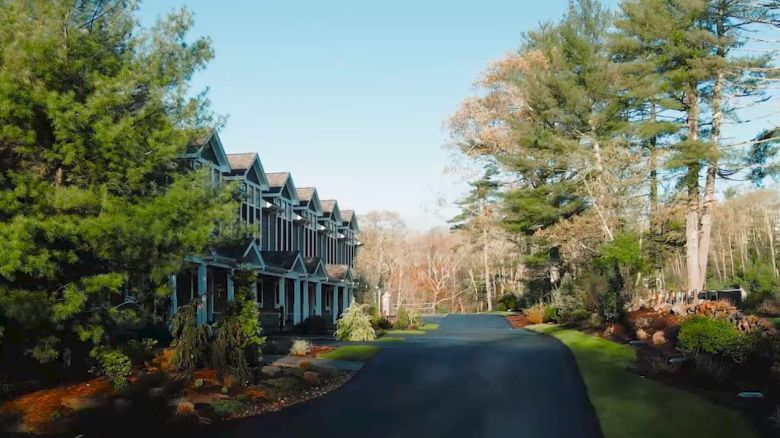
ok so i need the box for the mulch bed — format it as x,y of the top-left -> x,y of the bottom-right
505,314 -> 532,328
0,377 -> 113,434
0,353 -> 354,435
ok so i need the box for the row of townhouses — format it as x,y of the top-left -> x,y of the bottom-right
169,132 -> 360,331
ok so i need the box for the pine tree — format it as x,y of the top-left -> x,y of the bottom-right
612,0 -> 778,296
450,166 -> 501,311
0,1 -> 234,373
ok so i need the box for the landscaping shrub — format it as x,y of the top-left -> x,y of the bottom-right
175,400 -> 196,417
91,347 -> 132,393
301,316 -> 328,335
597,289 -> 623,323
371,316 -> 393,330
525,304 -> 545,324
289,339 -> 312,356
588,312 -> 603,329
567,308 -> 590,324
171,304 -> 210,378
497,294 -> 519,312
212,399 -> 247,418
678,316 -> 759,363
543,305 -> 557,323
334,303 -> 376,341
211,301 -> 255,386
394,307 -> 421,329
121,338 -> 158,364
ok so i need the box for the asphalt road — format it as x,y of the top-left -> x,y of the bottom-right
207,314 -> 603,438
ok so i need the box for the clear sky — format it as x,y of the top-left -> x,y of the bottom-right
138,0 -> 619,230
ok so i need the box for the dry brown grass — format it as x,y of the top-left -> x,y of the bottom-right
525,305 -> 545,325
175,400 -> 196,417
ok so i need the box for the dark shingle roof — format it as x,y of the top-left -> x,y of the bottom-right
261,251 -> 300,270
213,237 -> 254,261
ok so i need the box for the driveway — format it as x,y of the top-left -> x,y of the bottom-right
205,314 -> 602,438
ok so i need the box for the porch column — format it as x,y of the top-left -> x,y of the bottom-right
342,285 -> 349,313
302,280 -> 310,319
332,287 -> 339,324
251,281 -> 258,301
278,278 -> 286,328
169,274 -> 177,319
197,263 -> 207,325
315,282 -> 322,315
227,271 -> 235,302
293,279 -> 302,325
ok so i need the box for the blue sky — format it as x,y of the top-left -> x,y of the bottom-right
139,1 -> 778,229
138,0 -> 615,229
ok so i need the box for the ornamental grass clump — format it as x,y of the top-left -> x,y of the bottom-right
334,303 -> 376,341
525,304 -> 546,324
289,339 -> 313,356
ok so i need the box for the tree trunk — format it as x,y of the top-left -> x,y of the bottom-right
698,7 -> 726,291
483,225 -> 492,311
765,209 -> 778,278
649,103 -> 658,217
685,85 -> 702,300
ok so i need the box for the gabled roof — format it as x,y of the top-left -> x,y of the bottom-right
261,251 -> 307,275
265,172 -> 300,203
186,131 -> 230,172
296,187 -> 323,214
303,257 -> 328,280
226,153 -> 270,189
210,238 -> 265,269
320,200 -> 342,223
326,264 -> 353,283
341,210 -> 359,232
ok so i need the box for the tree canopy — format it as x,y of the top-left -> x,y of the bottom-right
0,0 -> 234,375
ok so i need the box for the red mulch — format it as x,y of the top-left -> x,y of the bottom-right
0,377 -> 113,433
505,314 -> 532,328
628,308 -> 683,332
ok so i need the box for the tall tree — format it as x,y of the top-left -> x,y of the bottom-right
450,166 -> 501,311
613,0 -> 777,296
0,0 -> 233,372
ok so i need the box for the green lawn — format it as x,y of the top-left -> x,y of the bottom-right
383,329 -> 425,335
528,324 -> 758,438
319,345 -> 380,361
418,323 -> 439,331
373,336 -> 404,343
